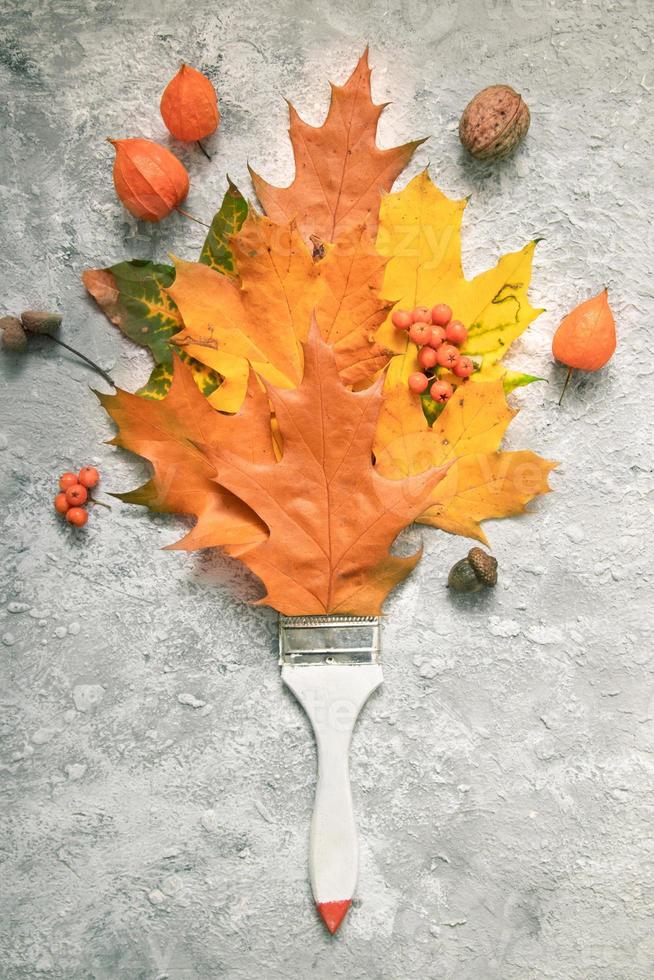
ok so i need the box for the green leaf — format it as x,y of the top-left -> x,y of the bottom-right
138,362 -> 174,399
502,370 -> 544,394
82,184 -> 247,405
419,391 -> 445,427
200,179 -> 248,275
83,260 -> 222,403
138,353 -> 221,402
83,260 -> 180,365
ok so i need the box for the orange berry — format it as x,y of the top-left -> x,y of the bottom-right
418,346 -> 438,370
408,372 -> 429,394
409,322 -> 432,346
78,466 -> 100,488
412,306 -> 432,323
66,507 -> 88,528
453,356 -> 475,378
445,320 -> 468,346
65,484 -> 88,507
430,380 -> 453,403
431,304 -> 452,327
427,326 -> 446,349
59,472 -> 78,491
54,492 -> 70,515
391,309 -> 413,330
435,344 -> 460,369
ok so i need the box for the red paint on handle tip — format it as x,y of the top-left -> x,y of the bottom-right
317,899 -> 352,934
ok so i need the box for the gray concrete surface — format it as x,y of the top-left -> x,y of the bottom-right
1,0 -> 653,977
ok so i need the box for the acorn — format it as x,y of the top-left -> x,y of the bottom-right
0,310 -> 115,386
448,547 -> 498,593
21,310 -> 63,334
459,85 -> 530,161
0,316 -> 28,352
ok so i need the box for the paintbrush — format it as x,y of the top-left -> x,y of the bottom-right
279,614 -> 382,934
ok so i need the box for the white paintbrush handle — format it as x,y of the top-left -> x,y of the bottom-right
282,663 -> 383,933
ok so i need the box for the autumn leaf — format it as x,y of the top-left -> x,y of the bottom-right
169,212 -> 314,410
376,170 -> 544,392
420,450 -> 556,542
83,259 -> 223,406
171,213 -> 393,408
374,377 -> 555,544
203,324 -> 450,616
374,376 -> 515,475
98,354 -> 272,554
135,357 -> 221,401
200,178 -> 248,274
250,49 -> 424,247
315,222 -> 393,385
83,260 -> 180,363
83,183 -> 248,404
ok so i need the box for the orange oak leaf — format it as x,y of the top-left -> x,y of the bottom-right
169,212 -> 314,410
97,355 -> 272,554
204,324 -> 450,616
374,377 -> 556,544
170,213 -> 393,409
315,222 -> 393,385
250,49 -> 425,247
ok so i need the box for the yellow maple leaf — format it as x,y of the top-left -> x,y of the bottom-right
376,170 -> 544,391
420,450 -> 557,543
374,377 -> 556,544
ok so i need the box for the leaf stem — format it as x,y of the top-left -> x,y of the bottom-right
558,366 -> 573,405
196,140 -> 212,160
175,206 -> 211,229
44,333 -> 115,388
89,496 -> 112,510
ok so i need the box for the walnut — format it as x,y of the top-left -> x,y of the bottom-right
459,85 -> 530,161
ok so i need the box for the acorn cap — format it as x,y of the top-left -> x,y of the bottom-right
468,547 -> 498,586
21,310 -> 63,334
0,315 -> 21,332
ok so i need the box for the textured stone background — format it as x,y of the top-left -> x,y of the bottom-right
1,0 -> 653,977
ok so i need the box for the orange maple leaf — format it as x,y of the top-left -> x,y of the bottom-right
250,49 -> 425,246
97,356 -> 272,554
203,324 -> 450,616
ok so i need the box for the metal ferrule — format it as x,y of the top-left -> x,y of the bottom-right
278,615 -> 381,666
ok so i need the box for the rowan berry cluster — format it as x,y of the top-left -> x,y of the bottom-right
391,303 -> 475,403
54,467 -> 100,527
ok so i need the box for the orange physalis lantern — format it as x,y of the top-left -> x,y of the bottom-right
160,64 -> 220,142
109,138 -> 190,222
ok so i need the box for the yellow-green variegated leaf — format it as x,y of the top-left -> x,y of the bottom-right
83,260 -> 181,364
200,179 -> 248,275
83,260 -> 222,403
138,354 -> 222,405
